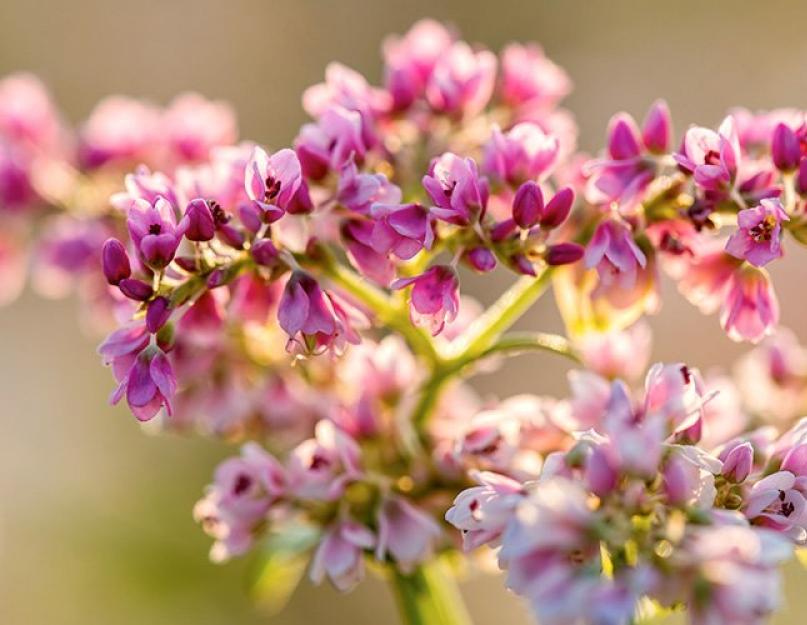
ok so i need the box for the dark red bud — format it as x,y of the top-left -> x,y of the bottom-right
772,123 -> 801,172
183,199 -> 216,241
512,181 -> 544,229
545,242 -> 585,266
118,278 -> 154,301
541,187 -> 575,229
251,239 -> 280,267
464,246 -> 496,273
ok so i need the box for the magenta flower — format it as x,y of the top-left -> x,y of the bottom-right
336,157 -> 401,214
382,19 -> 454,110
391,265 -> 460,336
445,470 -> 524,551
482,123 -> 559,186
278,272 -> 363,355
721,441 -> 754,483
744,471 -> 807,541
106,343 -> 177,422
422,152 -> 488,225
341,219 -> 395,286
425,41 -> 496,118
369,202 -> 435,260
675,115 -> 741,192
286,420 -> 362,501
245,146 -> 302,222
0,73 -> 63,149
584,218 -> 647,292
725,198 -> 789,267
771,122 -> 801,172
295,105 -> 366,179
585,111 -> 657,212
721,267 -> 779,343
126,196 -> 186,269
310,520 -> 375,592
499,43 -> 571,111
375,496 -> 441,573
180,198 -> 216,242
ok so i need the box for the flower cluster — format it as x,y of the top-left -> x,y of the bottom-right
5,17 -> 807,625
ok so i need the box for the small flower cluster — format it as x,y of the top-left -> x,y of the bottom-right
5,17 -> 807,625
447,355 -> 807,625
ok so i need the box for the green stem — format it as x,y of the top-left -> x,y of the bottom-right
444,270 -> 553,362
467,331 -> 580,365
389,560 -> 473,625
309,251 -> 439,363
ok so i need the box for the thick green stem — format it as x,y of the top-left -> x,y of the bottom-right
389,561 -> 473,625
444,270 -> 553,362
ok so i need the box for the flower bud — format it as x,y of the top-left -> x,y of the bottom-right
512,181 -> 544,229
118,278 -> 154,301
238,203 -> 263,234
174,256 -> 198,272
772,123 -> 800,172
585,446 -> 618,497
183,199 -> 216,241
146,296 -> 171,333
781,443 -> 807,476
464,246 -> 496,273
217,223 -> 245,249
721,442 -> 753,483
642,99 -> 672,154
545,242 -> 584,266
607,113 -> 642,160
490,218 -> 518,242
541,187 -> 574,229
510,253 -> 536,276
206,269 -> 224,289
102,238 -> 131,286
797,158 -> 807,195
251,238 -> 280,266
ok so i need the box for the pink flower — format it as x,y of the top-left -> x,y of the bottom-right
584,218 -> 647,292
391,265 -> 460,336
422,152 -> 488,225
194,442 -> 285,562
445,470 -> 524,550
369,202 -> 435,260
643,363 -> 708,435
0,73 -> 64,149
107,343 -> 177,421
662,445 -> 721,507
680,524 -> 792,625
310,520 -> 375,591
336,157 -> 400,214
126,196 -> 186,269
576,321 -> 652,382
675,115 -> 741,192
79,96 -> 161,169
161,93 -> 237,163
294,105 -> 366,179
425,41 -> 496,118
286,420 -> 362,501
482,123 -> 559,185
382,19 -> 454,110
245,146 -> 302,222
725,199 -> 788,267
584,111 -> 659,212
375,496 -> 441,572
499,43 -> 571,110
720,266 -> 779,343
744,471 -> 807,541
341,219 -> 395,286
277,272 -> 363,355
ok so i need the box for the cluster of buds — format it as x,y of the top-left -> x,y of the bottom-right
5,17 -> 807,625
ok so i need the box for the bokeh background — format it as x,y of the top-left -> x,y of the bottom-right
2,1 -> 807,623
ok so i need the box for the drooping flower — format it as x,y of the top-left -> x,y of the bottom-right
376,496 -> 442,573
584,218 -> 647,292
107,344 -> 177,421
725,198 -> 788,267
720,266 -> 779,343
391,265 -> 460,336
310,520 -> 375,591
277,272 -> 363,355
445,470 -> 525,550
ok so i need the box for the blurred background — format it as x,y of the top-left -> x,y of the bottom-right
2,1 -> 807,623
